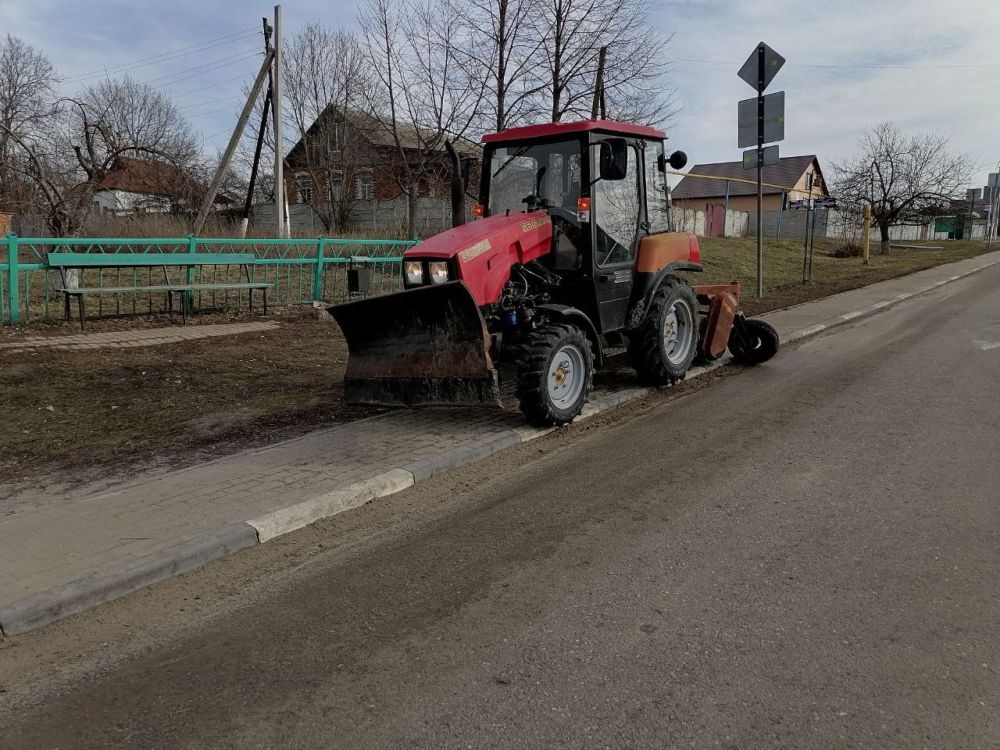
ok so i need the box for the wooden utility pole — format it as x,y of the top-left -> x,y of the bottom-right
591,47 -> 607,120
272,4 -> 285,238
192,48 -> 275,235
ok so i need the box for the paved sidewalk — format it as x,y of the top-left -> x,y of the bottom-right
0,321 -> 278,353
1,250 -> 997,635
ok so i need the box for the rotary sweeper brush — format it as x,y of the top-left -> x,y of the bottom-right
329,120 -> 778,426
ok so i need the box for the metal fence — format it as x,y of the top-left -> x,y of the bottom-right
0,234 -> 415,325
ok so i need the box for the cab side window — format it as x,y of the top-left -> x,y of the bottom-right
645,146 -> 671,233
594,144 -> 641,266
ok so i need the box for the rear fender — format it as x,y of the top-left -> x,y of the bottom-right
534,303 -> 604,366
626,262 -> 703,329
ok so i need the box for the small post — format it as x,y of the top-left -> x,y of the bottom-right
723,180 -> 730,236
312,236 -> 326,301
775,190 -> 785,238
802,173 -> 814,283
6,233 -> 18,325
755,43 -> 765,298
186,234 -> 197,313
808,204 -> 817,280
862,204 -> 871,265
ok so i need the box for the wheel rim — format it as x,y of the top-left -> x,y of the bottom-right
662,298 -> 695,365
547,343 -> 586,409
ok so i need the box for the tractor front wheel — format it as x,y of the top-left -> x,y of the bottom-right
628,276 -> 699,385
729,318 -> 779,365
516,323 -> 594,426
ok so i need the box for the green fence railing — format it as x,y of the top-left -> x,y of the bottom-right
1,234 -> 417,325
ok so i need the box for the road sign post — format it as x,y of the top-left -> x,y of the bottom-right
738,42 -> 785,298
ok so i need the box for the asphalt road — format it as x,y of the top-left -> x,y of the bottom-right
4,265 -> 1000,749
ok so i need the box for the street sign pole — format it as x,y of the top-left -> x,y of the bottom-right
756,44 -> 764,298
738,41 -> 784,299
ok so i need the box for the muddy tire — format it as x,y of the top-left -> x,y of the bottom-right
516,323 -> 594,426
729,318 -> 779,365
628,276 -> 699,385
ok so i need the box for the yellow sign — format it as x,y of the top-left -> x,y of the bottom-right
458,239 -> 492,263
521,217 -> 548,232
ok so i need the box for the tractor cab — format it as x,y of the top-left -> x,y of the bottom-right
480,120 -> 688,333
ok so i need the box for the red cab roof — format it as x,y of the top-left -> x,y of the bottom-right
481,119 -> 666,144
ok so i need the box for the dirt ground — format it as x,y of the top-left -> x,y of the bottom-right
0,310 -> 384,488
1,238 -> 992,488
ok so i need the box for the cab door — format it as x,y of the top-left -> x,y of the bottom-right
591,142 -> 643,332
591,140 -> 643,332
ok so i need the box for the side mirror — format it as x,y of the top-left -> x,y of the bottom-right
668,150 -> 687,170
599,138 -> 628,180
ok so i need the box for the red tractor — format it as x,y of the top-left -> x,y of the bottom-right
330,120 -> 778,425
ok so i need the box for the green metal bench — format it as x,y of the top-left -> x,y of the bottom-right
47,252 -> 273,328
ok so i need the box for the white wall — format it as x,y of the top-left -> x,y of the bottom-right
93,189 -> 172,215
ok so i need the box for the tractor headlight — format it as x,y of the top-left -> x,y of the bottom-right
404,260 -> 424,285
427,261 -> 449,285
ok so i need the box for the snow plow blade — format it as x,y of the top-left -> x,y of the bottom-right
327,281 -> 501,408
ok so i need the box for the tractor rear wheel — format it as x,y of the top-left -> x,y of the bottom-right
516,323 -> 594,426
729,318 -> 779,365
628,276 -> 699,385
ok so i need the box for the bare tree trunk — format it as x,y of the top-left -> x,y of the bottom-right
407,182 -> 419,238
445,140 -> 465,228
879,220 -> 891,254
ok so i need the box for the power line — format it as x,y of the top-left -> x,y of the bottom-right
179,94 -> 247,112
674,57 -> 1000,70
139,50 -> 261,87
185,103 -> 246,119
60,28 -> 260,84
173,72 -> 254,99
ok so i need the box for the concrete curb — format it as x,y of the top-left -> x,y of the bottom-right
0,522 -> 258,637
247,469 -> 416,543
5,254 -> 997,637
404,431 -> 524,481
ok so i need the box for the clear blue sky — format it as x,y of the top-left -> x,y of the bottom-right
4,0 -> 999,189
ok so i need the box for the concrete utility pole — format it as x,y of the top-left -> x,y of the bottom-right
192,48 -> 275,236
239,17 -> 274,238
272,4 -> 285,238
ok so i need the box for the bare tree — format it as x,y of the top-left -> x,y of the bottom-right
77,76 -> 199,172
835,122 -> 974,253
447,0 -> 545,133
1,76 -> 200,236
0,34 -> 58,211
535,0 -> 675,125
360,0 -> 486,236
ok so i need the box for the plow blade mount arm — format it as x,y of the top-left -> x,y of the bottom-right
327,281 -> 501,408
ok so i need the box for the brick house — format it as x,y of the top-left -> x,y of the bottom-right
279,107 -> 481,235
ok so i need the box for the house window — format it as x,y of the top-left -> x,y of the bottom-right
296,173 -> 314,204
356,174 -> 374,201
330,124 -> 343,152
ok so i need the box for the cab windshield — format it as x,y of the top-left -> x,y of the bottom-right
487,139 -> 583,216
